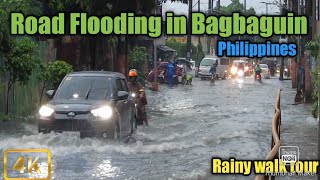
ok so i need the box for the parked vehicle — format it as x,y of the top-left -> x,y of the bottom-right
147,62 -> 181,85
198,56 -> 229,80
37,71 -> 136,141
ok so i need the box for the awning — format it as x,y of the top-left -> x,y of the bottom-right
157,45 -> 176,52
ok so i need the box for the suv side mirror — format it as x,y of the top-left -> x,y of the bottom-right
46,90 -> 55,99
117,91 -> 129,100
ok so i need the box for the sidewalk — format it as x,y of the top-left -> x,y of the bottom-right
278,83 -> 318,180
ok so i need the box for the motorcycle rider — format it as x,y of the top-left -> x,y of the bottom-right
238,63 -> 244,71
128,69 -> 149,126
254,63 -> 262,81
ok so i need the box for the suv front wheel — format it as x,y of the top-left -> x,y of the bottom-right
107,120 -> 120,142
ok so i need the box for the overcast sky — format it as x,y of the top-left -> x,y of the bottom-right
162,0 -> 280,15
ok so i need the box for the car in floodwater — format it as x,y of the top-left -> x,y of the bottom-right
37,71 -> 136,141
259,64 -> 271,79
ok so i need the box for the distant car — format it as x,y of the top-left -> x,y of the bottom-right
37,71 -> 136,141
198,56 -> 229,80
259,64 -> 270,79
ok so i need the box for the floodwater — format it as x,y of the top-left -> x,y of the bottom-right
0,76 -> 317,180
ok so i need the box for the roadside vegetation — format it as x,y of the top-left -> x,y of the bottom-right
306,36 -> 320,118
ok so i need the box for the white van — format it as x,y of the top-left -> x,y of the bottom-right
198,56 -> 229,80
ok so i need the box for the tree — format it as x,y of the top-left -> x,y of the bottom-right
129,46 -> 147,80
2,37 -> 40,115
0,0 -> 42,56
306,36 -> 320,117
129,47 -> 147,70
219,0 -> 256,15
194,39 -> 204,64
37,60 -> 73,103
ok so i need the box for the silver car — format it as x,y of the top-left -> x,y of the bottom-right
260,64 -> 270,79
198,57 -> 219,79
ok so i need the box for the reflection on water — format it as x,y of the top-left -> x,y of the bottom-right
92,159 -> 121,178
237,79 -> 244,89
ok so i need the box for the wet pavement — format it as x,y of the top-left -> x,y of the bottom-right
0,75 -> 317,180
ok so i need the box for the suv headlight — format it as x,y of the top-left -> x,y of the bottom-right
39,105 -> 54,117
91,106 -> 113,120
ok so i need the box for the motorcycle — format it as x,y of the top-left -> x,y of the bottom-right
186,73 -> 192,85
237,69 -> 244,78
284,68 -> 288,78
255,73 -> 262,83
157,71 -> 165,84
244,66 -> 250,76
129,92 -> 145,128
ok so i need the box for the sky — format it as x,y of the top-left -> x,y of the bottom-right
162,0 -> 281,15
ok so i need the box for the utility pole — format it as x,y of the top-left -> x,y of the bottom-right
260,2 -> 273,15
244,0 -> 246,11
186,0 -> 192,61
152,8 -> 158,91
207,0 -> 212,55
297,0 -> 301,95
198,0 -> 201,48
318,65 -> 320,180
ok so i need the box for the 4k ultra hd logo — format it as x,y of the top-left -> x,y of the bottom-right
279,146 -> 299,164
3,149 -> 51,180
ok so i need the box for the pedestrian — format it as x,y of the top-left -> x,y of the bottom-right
166,60 -> 175,88
298,62 -> 305,94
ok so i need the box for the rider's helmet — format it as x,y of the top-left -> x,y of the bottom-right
129,69 -> 138,77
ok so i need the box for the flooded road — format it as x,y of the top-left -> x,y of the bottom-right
0,76 -> 317,180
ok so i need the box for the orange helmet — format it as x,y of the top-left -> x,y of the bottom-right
129,69 -> 138,77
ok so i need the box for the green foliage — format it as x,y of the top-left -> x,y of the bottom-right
1,37 -> 39,115
311,67 -> 319,117
306,36 -> 320,59
129,46 -> 147,79
3,37 -> 40,85
0,0 -> 42,55
40,60 -> 73,89
166,38 -> 187,58
306,36 -> 320,117
219,0 -> 256,15
194,39 -> 205,64
166,38 -> 204,63
0,81 -> 5,94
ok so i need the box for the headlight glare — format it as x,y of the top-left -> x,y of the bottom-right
39,105 -> 54,117
238,70 -> 244,77
91,106 -> 113,120
231,67 -> 238,75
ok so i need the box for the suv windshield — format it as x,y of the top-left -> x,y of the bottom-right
201,59 -> 216,66
54,76 -> 112,101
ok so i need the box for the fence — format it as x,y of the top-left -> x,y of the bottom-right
255,89 -> 282,180
0,40 -> 47,118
